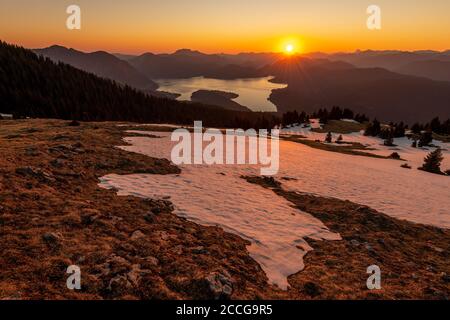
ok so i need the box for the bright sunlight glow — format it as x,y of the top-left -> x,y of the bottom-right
285,44 -> 294,54
277,36 -> 302,55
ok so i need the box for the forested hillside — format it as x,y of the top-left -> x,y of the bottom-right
0,41 -> 278,128
34,45 -> 158,91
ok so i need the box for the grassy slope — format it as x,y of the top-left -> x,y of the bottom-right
282,136 -> 395,160
1,119 -> 447,300
243,176 -> 450,299
312,120 -> 367,134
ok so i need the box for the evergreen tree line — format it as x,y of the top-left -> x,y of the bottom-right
1,40 -> 448,135
410,117 -> 450,136
364,118 -> 449,147
281,106 -> 369,127
281,110 -> 308,127
365,120 -> 408,147
365,117 -> 450,139
0,41 -> 279,129
311,106 -> 369,124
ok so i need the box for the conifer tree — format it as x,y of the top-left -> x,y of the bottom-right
419,148 -> 444,174
430,117 -> 441,133
418,131 -> 433,147
383,130 -> 395,146
364,119 -> 381,136
411,123 -> 422,134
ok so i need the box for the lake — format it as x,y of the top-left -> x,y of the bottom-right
155,76 -> 287,112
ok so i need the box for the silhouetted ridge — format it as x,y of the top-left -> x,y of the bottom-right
34,45 -> 158,91
0,41 -> 279,128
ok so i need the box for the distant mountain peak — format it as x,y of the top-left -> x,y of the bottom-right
174,49 -> 204,56
89,50 -> 113,58
46,44 -> 67,50
139,52 -> 156,58
34,45 -> 157,90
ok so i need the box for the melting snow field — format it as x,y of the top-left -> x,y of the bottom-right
280,125 -> 450,227
99,132 -> 341,289
282,125 -> 450,167
99,127 -> 450,289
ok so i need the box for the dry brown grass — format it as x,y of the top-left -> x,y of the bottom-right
283,135 -> 394,159
243,176 -> 450,300
312,120 -> 366,134
0,119 -> 447,300
433,133 -> 450,143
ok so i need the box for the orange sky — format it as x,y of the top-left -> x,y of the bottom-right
1,0 -> 449,54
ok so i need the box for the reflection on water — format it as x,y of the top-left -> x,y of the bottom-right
155,76 -> 287,112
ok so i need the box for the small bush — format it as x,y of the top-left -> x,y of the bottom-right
389,152 -> 401,160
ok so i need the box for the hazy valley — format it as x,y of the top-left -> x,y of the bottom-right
33,45 -> 450,123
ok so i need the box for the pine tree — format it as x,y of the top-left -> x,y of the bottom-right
418,131 -> 433,147
440,119 -> 450,135
329,106 -> 343,120
355,113 -> 369,123
364,119 -> 381,136
411,123 -> 422,134
383,129 -> 395,146
384,136 -> 394,146
342,108 -> 354,119
419,148 -> 444,174
393,122 -> 406,137
430,117 -> 441,133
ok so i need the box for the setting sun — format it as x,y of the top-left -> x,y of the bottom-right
278,37 -> 302,55
285,44 -> 294,54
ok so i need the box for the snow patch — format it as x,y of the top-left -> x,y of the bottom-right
100,127 -> 450,288
0,113 -> 13,119
309,119 -> 323,129
281,125 -> 450,168
341,118 -> 360,123
99,132 -> 341,290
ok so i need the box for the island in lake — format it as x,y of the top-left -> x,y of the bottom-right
191,90 -> 251,112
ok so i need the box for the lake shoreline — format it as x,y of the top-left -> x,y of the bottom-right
154,76 -> 286,112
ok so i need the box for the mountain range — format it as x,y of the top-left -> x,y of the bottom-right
34,45 -> 158,91
126,49 -> 268,80
31,45 -> 450,123
2,41 -> 277,128
307,50 -> 450,81
265,57 -> 450,123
